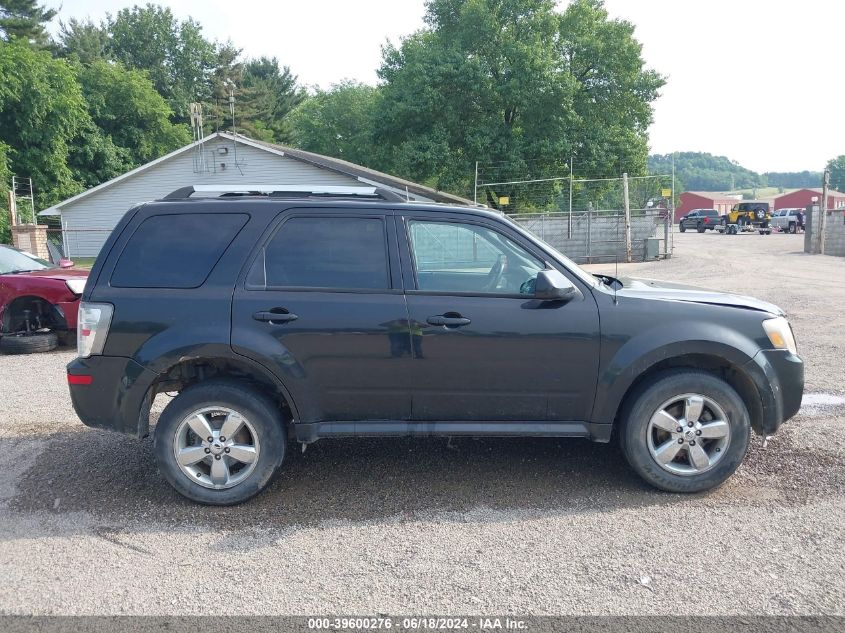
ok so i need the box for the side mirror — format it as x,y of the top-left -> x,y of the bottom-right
59,258 -> 74,269
534,269 -> 582,302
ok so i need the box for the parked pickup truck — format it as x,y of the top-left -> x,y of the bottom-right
769,208 -> 804,233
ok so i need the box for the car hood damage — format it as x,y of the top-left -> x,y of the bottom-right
616,277 -> 784,315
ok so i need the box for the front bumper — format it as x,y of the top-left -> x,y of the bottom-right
744,349 -> 804,435
67,355 -> 159,437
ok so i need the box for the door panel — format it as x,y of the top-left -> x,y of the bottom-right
231,211 -> 412,423
400,214 -> 600,422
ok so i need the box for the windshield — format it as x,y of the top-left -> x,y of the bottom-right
502,215 -> 599,288
0,246 -> 54,274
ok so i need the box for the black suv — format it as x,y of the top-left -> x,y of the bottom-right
68,185 -> 804,504
678,209 -> 720,233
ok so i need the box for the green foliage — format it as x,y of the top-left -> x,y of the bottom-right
289,81 -> 382,166
375,0 -> 663,209
827,155 -> 845,193
107,4 -> 216,120
56,17 -> 110,64
0,141 -> 11,243
0,0 -> 56,47
0,41 -> 88,209
649,152 -> 764,191
764,170 -> 822,189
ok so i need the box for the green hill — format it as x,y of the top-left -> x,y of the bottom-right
648,152 -> 821,192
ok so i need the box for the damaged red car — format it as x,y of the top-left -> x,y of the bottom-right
0,245 -> 87,354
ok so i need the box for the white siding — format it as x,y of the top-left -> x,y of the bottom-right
60,139 -> 361,257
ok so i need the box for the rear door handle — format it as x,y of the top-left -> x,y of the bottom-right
253,309 -> 298,324
427,314 -> 471,327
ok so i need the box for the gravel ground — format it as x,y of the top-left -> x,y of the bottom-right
0,230 -> 843,616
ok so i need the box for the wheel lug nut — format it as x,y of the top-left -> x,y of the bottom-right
204,448 -> 211,454
689,440 -> 696,446
214,455 -> 221,460
676,427 -> 683,433
696,430 -> 702,436
715,447 -> 721,452
687,421 -> 694,427
224,447 -> 230,453
220,436 -> 226,442
677,438 -> 684,444
207,436 -> 213,442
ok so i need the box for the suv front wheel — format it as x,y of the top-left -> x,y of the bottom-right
153,380 -> 286,505
619,370 -> 750,493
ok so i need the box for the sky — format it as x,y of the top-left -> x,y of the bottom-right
46,0 -> 845,173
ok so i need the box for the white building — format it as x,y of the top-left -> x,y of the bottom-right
40,132 -> 472,257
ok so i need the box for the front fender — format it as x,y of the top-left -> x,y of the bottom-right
592,317 -> 761,425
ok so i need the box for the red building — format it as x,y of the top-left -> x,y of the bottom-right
675,192 -> 742,222
773,188 -> 845,210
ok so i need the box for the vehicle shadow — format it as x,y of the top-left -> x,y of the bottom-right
7,426 -> 686,531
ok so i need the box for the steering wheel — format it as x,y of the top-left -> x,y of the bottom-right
484,254 -> 508,292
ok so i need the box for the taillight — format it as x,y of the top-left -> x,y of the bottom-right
77,302 -> 114,358
67,374 -> 93,385
704,217 -> 710,224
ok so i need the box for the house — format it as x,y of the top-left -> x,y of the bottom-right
774,188 -> 845,211
675,191 -> 742,222
39,132 -> 474,257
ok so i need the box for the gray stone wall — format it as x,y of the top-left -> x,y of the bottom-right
509,211 -> 662,263
821,210 -> 845,257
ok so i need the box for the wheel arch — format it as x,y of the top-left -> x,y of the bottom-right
140,354 -> 301,439
0,294 -> 67,333
607,352 -> 764,437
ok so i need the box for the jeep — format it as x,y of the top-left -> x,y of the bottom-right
67,185 -> 804,505
722,201 -> 771,228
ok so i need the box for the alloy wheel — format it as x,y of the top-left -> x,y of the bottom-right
646,393 -> 731,476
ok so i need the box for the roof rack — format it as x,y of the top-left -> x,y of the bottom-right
163,184 -> 408,203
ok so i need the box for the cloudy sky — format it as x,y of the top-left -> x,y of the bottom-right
47,0 -> 845,173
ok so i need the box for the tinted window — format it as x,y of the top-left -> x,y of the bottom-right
111,213 -> 247,288
250,216 -> 389,290
703,210 -> 719,217
409,220 -> 543,295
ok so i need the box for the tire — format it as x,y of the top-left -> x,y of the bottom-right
153,379 -> 286,505
696,223 -> 705,233
756,209 -> 766,220
0,331 -> 59,354
788,222 -> 796,234
619,370 -> 750,493
679,223 -> 686,233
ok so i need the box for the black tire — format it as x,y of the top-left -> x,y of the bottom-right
788,222 -> 796,234
696,223 -> 705,233
0,331 -> 59,354
153,379 -> 286,505
619,370 -> 750,493
679,223 -> 686,233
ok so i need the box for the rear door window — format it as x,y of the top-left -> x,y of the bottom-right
248,216 -> 390,291
111,213 -> 248,288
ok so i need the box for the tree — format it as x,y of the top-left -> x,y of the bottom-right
0,0 -> 56,47
289,81 -> 382,165
56,17 -> 110,64
0,141 -> 11,243
107,4 -> 216,120
376,0 -> 663,208
0,41 -> 89,209
827,155 -> 845,193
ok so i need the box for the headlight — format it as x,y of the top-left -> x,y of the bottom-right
65,279 -> 86,295
762,316 -> 798,355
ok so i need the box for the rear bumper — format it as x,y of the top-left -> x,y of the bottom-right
744,349 -> 804,435
67,355 -> 159,437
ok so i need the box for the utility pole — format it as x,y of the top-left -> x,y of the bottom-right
568,155 -> 574,239
622,173 -> 632,263
473,161 -> 479,205
820,169 -> 830,255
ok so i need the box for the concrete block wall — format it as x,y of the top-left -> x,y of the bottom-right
822,210 -> 845,256
509,212 -> 661,263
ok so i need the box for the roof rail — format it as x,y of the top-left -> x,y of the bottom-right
163,184 -> 408,203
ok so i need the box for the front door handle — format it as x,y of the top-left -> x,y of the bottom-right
253,309 -> 298,324
427,314 -> 471,327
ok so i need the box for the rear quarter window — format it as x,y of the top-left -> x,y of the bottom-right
111,213 -> 248,288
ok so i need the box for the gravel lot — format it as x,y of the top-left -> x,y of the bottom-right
0,230 -> 843,616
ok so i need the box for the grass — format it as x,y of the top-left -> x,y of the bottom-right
70,257 -> 97,270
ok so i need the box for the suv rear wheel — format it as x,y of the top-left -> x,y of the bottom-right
153,380 -> 286,505
619,370 -> 750,493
